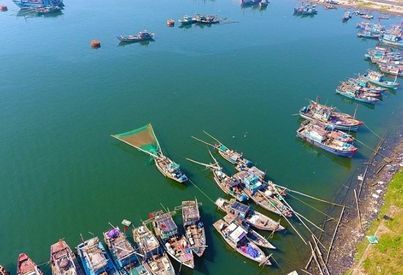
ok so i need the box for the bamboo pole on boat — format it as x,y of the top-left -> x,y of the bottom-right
300,269 -> 314,275
186,157 -> 218,170
325,205 -> 345,264
270,183 -> 346,208
203,130 -> 226,146
111,135 -> 159,158
191,136 -> 217,148
354,189 -> 363,231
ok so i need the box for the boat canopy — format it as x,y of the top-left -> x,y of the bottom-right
218,144 -> 229,152
156,214 -> 178,239
230,202 -> 249,218
113,123 -> 160,156
228,224 -> 247,243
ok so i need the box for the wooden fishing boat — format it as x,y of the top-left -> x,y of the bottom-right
17,253 -> 43,275
302,121 -> 354,143
364,70 -> 400,89
151,211 -> 194,269
117,31 -> 154,43
178,16 -> 195,26
0,266 -> 9,275
379,64 -> 403,77
76,237 -> 119,275
379,34 -> 403,48
215,197 -> 284,232
112,124 -> 188,184
360,14 -> 373,20
50,240 -> 83,275
180,200 -> 206,257
186,155 -> 249,202
103,227 -> 139,273
223,215 -> 275,249
350,77 -> 387,93
299,100 -> 363,131
213,219 -> 271,266
297,122 -> 358,158
293,4 -> 317,16
133,225 -> 175,275
357,30 -> 381,39
193,14 -> 219,24
233,171 -> 293,217
336,84 -> 380,104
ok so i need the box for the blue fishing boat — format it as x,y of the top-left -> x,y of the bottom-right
77,237 -> 119,275
296,122 -> 358,158
379,34 -> 403,48
364,71 -> 399,89
117,31 -> 154,43
103,227 -> 139,274
13,0 -> 63,9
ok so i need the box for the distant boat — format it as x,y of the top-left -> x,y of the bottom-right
76,237 -> 119,275
117,31 -> 155,43
181,200 -> 207,257
364,70 -> 400,89
379,34 -> 403,48
112,124 -> 188,184
178,16 -> 195,26
13,0 -> 63,8
357,30 -> 381,39
193,14 -> 220,24
152,211 -> 194,269
213,219 -> 271,266
50,240 -> 83,275
0,266 -> 9,275
378,64 -> 403,77
360,14 -> 373,20
293,4 -> 317,16
103,227 -> 139,273
299,99 -> 363,131
336,83 -> 381,104
342,11 -> 351,22
296,122 -> 358,158
17,253 -> 43,275
132,225 -> 175,275
215,197 -> 284,232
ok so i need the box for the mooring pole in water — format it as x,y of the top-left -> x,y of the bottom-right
312,235 -> 330,275
354,189 -> 363,231
326,205 -> 345,264
309,241 -> 324,275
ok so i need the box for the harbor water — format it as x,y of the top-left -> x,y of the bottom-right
0,0 -> 402,273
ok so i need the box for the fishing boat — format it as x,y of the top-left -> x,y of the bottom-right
223,214 -> 275,249
186,154 -> 249,202
192,132 -> 266,178
17,253 -> 43,275
365,47 -> 401,63
103,227 -> 139,273
112,124 -> 188,184
132,225 -> 175,275
240,0 -> 260,6
303,121 -> 354,143
215,197 -> 284,231
0,266 -> 9,275
233,170 -> 293,217
213,219 -> 271,266
50,240 -> 83,275
151,211 -> 194,269
117,31 -> 154,43
193,14 -> 220,24
299,100 -> 363,131
379,34 -> 403,48
356,22 -> 384,32
13,0 -> 63,8
379,64 -> 403,77
293,4 -> 317,16
342,11 -> 351,22
259,0 -> 269,8
336,83 -> 380,104
76,237 -> 119,275
357,30 -> 381,39
360,14 -> 373,20
180,200 -> 206,257
178,16 -> 194,26
345,80 -> 383,96
364,70 -> 400,89
296,122 -> 358,158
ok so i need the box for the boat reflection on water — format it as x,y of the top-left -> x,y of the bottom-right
17,7 -> 63,18
118,40 -> 154,47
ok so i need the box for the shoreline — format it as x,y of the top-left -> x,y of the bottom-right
319,129 -> 403,274
311,0 -> 403,16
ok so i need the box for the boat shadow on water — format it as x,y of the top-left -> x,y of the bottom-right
296,138 -> 353,169
16,9 -> 63,18
118,40 -> 154,47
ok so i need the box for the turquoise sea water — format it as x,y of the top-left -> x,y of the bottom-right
0,0 -> 402,274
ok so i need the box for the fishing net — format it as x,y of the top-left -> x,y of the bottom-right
113,123 -> 160,155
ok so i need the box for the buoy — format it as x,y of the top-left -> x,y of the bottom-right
90,40 -> 101,49
0,5 -> 8,11
167,19 -> 175,27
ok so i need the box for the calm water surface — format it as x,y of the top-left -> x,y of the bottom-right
0,0 -> 402,274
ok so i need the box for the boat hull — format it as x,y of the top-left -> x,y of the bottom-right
366,79 -> 399,89
297,132 -> 356,158
336,89 -> 379,104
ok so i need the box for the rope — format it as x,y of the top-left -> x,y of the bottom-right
354,137 -> 388,159
287,193 -> 335,220
188,179 -> 216,205
363,123 -> 382,139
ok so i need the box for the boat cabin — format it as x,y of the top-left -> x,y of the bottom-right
155,213 -> 178,240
